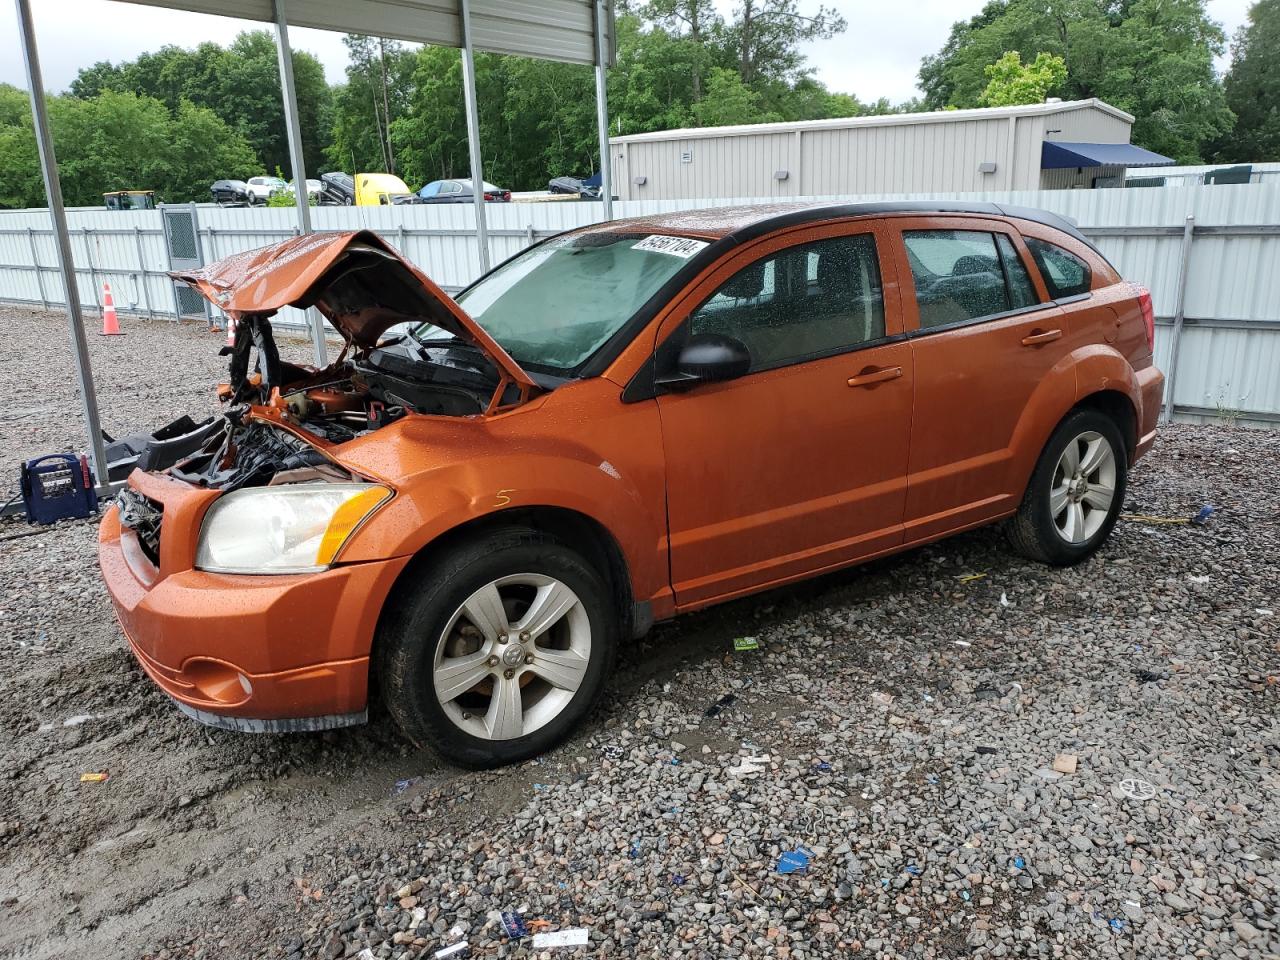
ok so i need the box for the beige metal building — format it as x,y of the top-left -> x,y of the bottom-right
608,98 -> 1172,201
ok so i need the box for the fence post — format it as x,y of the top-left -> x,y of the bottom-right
526,223 -> 534,247
1162,214 -> 1195,423
133,226 -> 152,319
83,226 -> 100,312
27,226 -> 46,309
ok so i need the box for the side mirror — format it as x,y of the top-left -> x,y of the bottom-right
656,333 -> 751,389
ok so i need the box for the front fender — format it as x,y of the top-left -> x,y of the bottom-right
337,450 -> 667,608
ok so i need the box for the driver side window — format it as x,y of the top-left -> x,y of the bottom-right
689,233 -> 885,372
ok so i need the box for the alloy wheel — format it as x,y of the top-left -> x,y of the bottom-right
1050,430 -> 1117,544
432,573 -> 591,741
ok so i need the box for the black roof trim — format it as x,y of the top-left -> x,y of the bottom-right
715,200 -> 1103,259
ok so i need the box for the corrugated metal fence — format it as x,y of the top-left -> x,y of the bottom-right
2,184 -> 1278,426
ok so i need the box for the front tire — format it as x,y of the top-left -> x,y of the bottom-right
1007,409 -> 1127,566
376,527 -> 617,768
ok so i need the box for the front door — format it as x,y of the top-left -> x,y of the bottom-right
654,222 -> 914,608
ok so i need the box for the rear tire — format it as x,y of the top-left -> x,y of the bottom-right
1007,408 -> 1127,566
376,527 -> 617,768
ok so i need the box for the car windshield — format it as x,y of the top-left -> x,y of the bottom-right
414,232 -> 703,373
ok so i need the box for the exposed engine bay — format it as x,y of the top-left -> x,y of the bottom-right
170,324 -> 504,490
163,230 -> 544,492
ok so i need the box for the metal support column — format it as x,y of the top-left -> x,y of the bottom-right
14,0 -> 110,491
273,0 -> 327,366
459,0 -> 491,274
1162,215 -> 1195,423
26,226 -> 46,308
593,0 -> 614,220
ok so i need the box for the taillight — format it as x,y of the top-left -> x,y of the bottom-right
1136,285 -> 1155,352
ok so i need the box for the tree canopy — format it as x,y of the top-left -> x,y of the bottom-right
918,0 -> 1236,163
2,1 -> 1276,210
1218,0 -> 1280,161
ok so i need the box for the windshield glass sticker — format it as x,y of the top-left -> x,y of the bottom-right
632,235 -> 708,258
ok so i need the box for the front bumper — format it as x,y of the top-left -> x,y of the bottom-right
99,471 -> 410,730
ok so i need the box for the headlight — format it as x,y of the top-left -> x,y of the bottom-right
195,483 -> 391,574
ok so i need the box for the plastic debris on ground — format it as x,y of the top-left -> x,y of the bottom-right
704,693 -> 736,717
999,591 -> 1011,607
356,950 -> 376,960
813,761 -> 832,773
952,639 -> 972,647
79,772 -> 109,783
671,874 -> 686,885
1013,856 -> 1026,870
956,572 -> 987,583
531,928 -> 590,948
727,755 -> 770,777
628,841 -> 642,859
976,745 -> 998,756
1113,778 -> 1157,801
733,635 -> 760,651
776,848 -> 813,875
1052,754 -> 1078,774
1190,504 -> 1215,526
501,911 -> 528,939
905,864 -> 922,876
392,776 -> 421,795
601,744 -> 625,761
434,942 -> 469,959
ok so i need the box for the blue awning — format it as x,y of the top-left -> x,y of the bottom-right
1041,140 -> 1174,169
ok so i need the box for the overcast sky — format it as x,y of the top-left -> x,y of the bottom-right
0,0 -> 1256,104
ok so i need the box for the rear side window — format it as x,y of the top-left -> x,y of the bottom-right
690,233 -> 885,371
997,235 -> 1039,309
904,230 -> 1033,328
1025,237 -> 1092,299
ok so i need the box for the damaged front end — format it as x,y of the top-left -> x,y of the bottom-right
165,230 -> 541,492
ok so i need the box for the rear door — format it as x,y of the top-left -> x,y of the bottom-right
885,216 -> 1077,541
653,221 -> 914,607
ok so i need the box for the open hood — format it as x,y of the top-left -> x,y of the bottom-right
171,230 -> 536,391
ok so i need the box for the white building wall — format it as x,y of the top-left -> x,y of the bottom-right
612,102 -> 1135,201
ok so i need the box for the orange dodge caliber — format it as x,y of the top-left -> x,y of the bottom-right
99,202 -> 1164,767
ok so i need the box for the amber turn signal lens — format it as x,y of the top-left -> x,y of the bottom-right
315,486 -> 392,566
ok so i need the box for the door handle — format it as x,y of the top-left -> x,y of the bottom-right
847,366 -> 903,388
1021,328 -> 1063,346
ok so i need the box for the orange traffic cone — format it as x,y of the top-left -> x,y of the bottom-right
100,282 -> 123,336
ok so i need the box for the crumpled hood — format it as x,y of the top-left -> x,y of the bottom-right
171,230 -> 535,391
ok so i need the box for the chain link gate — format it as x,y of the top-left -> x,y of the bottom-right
161,202 -> 213,325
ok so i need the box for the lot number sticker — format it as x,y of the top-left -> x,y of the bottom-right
633,235 -> 708,258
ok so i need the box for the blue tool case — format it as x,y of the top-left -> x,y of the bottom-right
20,454 -> 98,524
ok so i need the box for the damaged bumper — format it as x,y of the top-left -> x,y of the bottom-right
98,470 -> 410,730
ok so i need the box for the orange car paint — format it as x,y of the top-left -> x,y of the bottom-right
99,204 -> 1164,726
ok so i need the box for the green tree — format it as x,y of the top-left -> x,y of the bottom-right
692,67 -> 777,126
917,0 -> 1233,162
0,86 -> 259,208
1219,0 -> 1280,160
328,34 -> 415,175
978,50 -> 1067,106
67,32 -> 332,177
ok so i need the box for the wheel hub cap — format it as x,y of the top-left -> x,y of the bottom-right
431,573 -> 592,742
1050,430 -> 1117,545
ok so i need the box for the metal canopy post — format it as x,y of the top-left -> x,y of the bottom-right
459,0 -> 491,274
14,0 -> 111,491
273,0 -> 327,366
593,0 -> 614,220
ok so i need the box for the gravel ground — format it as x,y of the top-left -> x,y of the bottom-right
1,304 -> 1277,960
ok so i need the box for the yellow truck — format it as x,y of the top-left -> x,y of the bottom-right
317,172 -> 420,206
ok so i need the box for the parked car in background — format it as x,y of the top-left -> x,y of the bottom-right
548,175 -> 601,200
418,178 -> 512,203
245,176 -> 288,204
319,172 -> 420,206
210,180 -> 252,205
288,178 -> 324,197
104,201 -> 1162,768
104,190 -> 157,211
